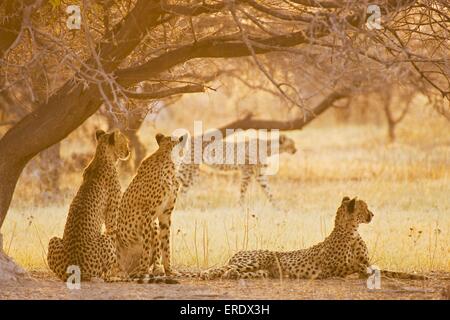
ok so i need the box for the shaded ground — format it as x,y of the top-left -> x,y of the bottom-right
0,271 -> 449,300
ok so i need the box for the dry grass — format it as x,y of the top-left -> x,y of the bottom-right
3,110 -> 450,275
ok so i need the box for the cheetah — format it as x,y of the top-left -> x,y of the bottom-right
180,197 -> 425,280
178,134 -> 297,204
115,133 -> 187,279
47,130 -> 130,281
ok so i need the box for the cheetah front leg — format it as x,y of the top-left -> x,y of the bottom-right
352,240 -> 427,280
102,192 -> 122,279
149,219 -> 164,276
158,207 -> 174,275
133,214 -> 156,277
99,234 -> 120,281
47,237 -> 69,281
105,189 -> 120,236
351,237 -> 371,278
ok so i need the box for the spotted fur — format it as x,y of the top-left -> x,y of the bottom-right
47,130 -> 130,281
115,133 -> 187,280
179,197 -> 426,280
178,134 -> 296,204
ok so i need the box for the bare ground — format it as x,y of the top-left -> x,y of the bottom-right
0,271 -> 449,300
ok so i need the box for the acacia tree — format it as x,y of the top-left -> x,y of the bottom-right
0,0 -> 449,277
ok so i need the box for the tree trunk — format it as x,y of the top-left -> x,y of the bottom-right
0,233 -> 29,282
36,143 -> 63,202
382,91 -> 411,143
387,119 -> 396,142
104,107 -> 148,171
125,108 -> 149,170
0,1 -> 165,229
0,83 -> 103,228
126,129 -> 147,170
382,92 -> 396,142
384,104 -> 397,143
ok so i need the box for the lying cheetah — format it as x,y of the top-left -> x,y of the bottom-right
178,134 -> 297,204
180,197 -> 425,280
47,130 -> 130,281
115,133 -> 187,279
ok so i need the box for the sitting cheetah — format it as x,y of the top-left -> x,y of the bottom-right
47,130 -> 130,281
178,134 -> 297,204
181,197 -> 425,280
115,133 -> 187,279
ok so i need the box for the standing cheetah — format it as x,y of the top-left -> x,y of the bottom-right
178,134 -> 297,204
115,133 -> 187,279
181,197 -> 425,280
47,130 -> 130,281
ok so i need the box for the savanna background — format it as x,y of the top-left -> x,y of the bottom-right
0,0 -> 449,299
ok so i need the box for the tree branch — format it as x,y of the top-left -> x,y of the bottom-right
216,91 -> 348,135
287,0 -> 342,9
161,2 -> 227,16
123,84 -> 206,100
116,29 -> 328,85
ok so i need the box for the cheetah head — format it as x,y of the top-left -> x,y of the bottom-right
155,132 -> 188,164
96,129 -> 130,162
279,135 -> 297,155
335,196 -> 374,228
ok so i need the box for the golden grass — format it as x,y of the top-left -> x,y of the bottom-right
3,116 -> 450,274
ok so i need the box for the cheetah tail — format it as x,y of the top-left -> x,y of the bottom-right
381,270 -> 428,280
172,270 -> 202,278
173,266 -> 230,280
106,274 -> 179,284
134,274 -> 180,284
200,266 -> 230,280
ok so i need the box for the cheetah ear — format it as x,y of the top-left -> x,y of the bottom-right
95,129 -> 106,141
155,133 -> 165,145
347,197 -> 356,213
108,131 -> 116,145
342,196 -> 350,203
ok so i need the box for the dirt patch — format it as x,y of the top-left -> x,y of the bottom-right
0,271 -> 448,300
